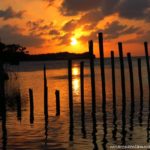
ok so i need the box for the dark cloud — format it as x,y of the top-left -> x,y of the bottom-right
27,20 -> 54,35
0,7 -> 25,20
56,33 -> 74,45
0,25 -> 45,47
104,21 -> 141,39
62,19 -> 78,32
118,0 -> 150,19
60,0 -> 150,22
60,0 -> 101,16
79,9 -> 103,24
49,29 -> 60,35
78,21 -> 141,43
125,31 -> 150,43
62,9 -> 103,33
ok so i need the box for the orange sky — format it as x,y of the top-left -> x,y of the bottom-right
0,0 -> 150,57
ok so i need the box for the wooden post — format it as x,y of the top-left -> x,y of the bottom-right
118,42 -> 126,101
138,59 -> 143,97
68,60 -> 74,141
118,42 -> 126,145
43,65 -> 48,117
111,51 -> 116,112
127,53 -> 135,140
80,61 -> 86,138
89,40 -> 96,111
144,42 -> 150,89
98,33 -> 106,108
111,51 -> 117,141
138,58 -> 143,126
29,88 -> 34,123
55,90 -> 60,116
127,53 -> 135,103
80,61 -> 84,116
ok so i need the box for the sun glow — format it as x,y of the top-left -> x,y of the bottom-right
70,37 -> 78,46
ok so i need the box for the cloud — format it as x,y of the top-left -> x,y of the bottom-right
62,19 -> 78,32
60,0 -> 101,16
78,21 -> 141,44
49,29 -> 60,35
0,25 -> 45,47
27,20 -> 54,35
125,31 -> 150,43
104,21 -> 141,39
0,7 -> 25,20
118,0 -> 150,20
60,0 -> 150,22
43,0 -> 55,6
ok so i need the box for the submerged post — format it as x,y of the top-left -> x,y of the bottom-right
68,60 -> 74,141
29,88 -> 34,123
144,42 -> 150,89
80,61 -> 86,137
138,58 -> 143,97
127,53 -> 135,103
89,40 -> 96,111
80,61 -> 85,115
43,65 -> 48,117
111,51 -> 117,141
55,90 -> 60,116
111,51 -> 116,109
118,42 -> 126,102
98,32 -> 106,108
118,42 -> 126,145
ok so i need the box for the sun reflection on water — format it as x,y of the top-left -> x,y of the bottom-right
72,65 -> 80,96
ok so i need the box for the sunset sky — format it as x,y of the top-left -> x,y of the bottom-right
0,0 -> 150,57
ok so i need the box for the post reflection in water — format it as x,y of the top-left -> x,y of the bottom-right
147,94 -> 150,143
1,99 -> 7,150
0,78 -> 7,150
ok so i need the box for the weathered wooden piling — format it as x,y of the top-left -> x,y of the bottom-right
89,40 -> 96,111
98,32 -> 106,108
43,65 -> 48,117
118,42 -> 126,101
144,42 -> 150,89
111,51 -> 117,141
127,53 -> 135,140
29,88 -> 34,123
68,60 -> 74,141
111,51 -> 116,112
55,90 -> 60,116
80,61 -> 86,138
80,61 -> 84,116
127,53 -> 135,102
138,59 -> 143,97
138,58 -> 144,126
118,42 -> 126,145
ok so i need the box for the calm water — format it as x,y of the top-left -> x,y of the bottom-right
0,58 -> 150,149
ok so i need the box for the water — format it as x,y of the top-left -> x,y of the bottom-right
0,58 -> 150,149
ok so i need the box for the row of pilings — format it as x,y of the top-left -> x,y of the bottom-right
1,33 -> 150,149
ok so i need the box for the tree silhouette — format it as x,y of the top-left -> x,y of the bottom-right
0,41 -> 28,80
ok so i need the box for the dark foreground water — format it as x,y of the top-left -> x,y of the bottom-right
0,58 -> 150,150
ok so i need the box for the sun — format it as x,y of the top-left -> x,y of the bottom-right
70,37 -> 78,46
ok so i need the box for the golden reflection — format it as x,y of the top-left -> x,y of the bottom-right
72,66 -> 79,76
73,78 -> 80,95
72,66 -> 80,96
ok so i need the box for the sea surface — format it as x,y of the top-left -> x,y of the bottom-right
0,58 -> 150,150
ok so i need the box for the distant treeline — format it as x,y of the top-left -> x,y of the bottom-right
20,52 -> 95,61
